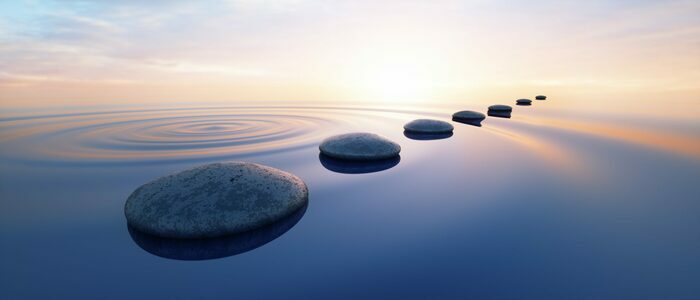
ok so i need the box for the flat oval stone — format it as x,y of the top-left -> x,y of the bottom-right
516,99 -> 532,105
124,162 -> 308,239
452,110 -> 486,123
403,119 -> 454,134
488,104 -> 512,112
536,95 -> 547,100
319,132 -> 400,161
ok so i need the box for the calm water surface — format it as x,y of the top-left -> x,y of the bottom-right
1,101 -> 699,299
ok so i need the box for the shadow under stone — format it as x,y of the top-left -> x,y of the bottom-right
487,110 -> 512,118
319,153 -> 400,174
403,130 -> 453,141
128,203 -> 307,261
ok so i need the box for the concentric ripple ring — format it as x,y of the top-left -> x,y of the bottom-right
0,106 -> 446,166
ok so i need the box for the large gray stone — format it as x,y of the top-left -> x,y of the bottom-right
124,162 -> 308,239
404,119 -> 454,134
319,132 -> 401,161
488,104 -> 512,112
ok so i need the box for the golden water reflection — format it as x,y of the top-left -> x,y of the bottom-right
517,116 -> 700,159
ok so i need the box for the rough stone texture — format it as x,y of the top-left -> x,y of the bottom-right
516,99 -> 532,105
319,132 -> 401,161
488,104 -> 513,112
403,119 -> 454,134
452,110 -> 486,123
536,95 -> 547,100
124,162 -> 308,239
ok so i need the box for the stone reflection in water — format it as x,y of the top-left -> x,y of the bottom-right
128,203 -> 307,260
318,153 -> 400,174
403,130 -> 453,141
487,110 -> 512,118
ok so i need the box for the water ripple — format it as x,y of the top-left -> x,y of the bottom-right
0,106 -> 442,166
5,105 -> 693,168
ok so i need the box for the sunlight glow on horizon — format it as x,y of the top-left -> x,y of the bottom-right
0,0 -> 699,113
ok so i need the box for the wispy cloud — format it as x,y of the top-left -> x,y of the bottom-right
145,59 -> 272,76
0,0 -> 698,103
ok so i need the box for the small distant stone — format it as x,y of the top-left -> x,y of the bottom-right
319,132 -> 401,161
452,110 -> 486,124
516,99 -> 532,105
124,162 -> 308,239
488,105 -> 512,112
536,95 -> 547,100
403,119 -> 454,134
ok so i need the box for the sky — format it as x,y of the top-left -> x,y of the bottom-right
0,0 -> 699,110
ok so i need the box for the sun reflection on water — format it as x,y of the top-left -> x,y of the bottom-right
0,104 -> 697,168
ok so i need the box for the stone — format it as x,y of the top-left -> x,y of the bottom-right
452,110 -> 486,126
488,104 -> 512,112
536,95 -> 547,100
516,99 -> 532,105
124,162 -> 308,239
403,119 -> 454,134
319,132 -> 401,161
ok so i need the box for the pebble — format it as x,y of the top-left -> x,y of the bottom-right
488,105 -> 513,112
319,132 -> 401,161
403,119 -> 454,134
124,162 -> 309,239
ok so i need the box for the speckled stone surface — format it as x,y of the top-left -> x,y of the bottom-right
488,104 -> 513,112
451,110 -> 486,123
536,95 -> 547,100
516,99 -> 532,104
319,132 -> 401,161
403,119 -> 454,134
124,162 -> 308,239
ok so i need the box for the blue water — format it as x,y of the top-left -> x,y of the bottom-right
1,103 -> 699,299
